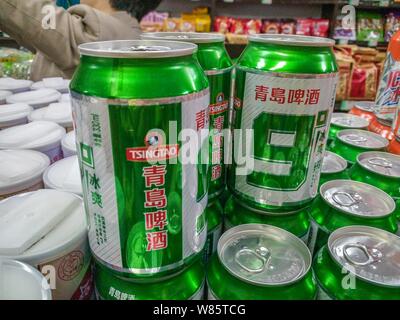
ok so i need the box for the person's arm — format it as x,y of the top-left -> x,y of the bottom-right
0,0 -> 101,72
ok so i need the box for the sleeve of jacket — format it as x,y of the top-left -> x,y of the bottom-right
0,0 -> 103,72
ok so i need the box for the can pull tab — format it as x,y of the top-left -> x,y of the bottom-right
332,191 -> 362,207
129,45 -> 170,52
367,157 -> 392,169
344,134 -> 367,144
235,246 -> 271,273
343,243 -> 382,266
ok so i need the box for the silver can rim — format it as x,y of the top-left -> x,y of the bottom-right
141,32 -> 225,44
249,34 -> 335,47
337,129 -> 389,149
356,151 -> 400,179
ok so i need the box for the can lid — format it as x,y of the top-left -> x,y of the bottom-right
0,90 -> 12,101
0,121 -> 66,151
329,226 -> 400,287
28,102 -> 72,128
218,224 -> 311,286
249,34 -> 335,47
0,190 -> 86,258
43,156 -> 82,195
6,89 -> 61,108
31,77 -> 70,93
322,151 -> 347,174
141,32 -> 225,44
0,150 -> 50,196
79,40 -> 197,58
337,129 -> 389,149
331,113 -> 369,129
357,151 -> 400,178
61,130 -> 77,155
0,103 -> 32,128
320,180 -> 395,218
0,258 -> 52,300
0,78 -> 32,92
354,101 -> 375,113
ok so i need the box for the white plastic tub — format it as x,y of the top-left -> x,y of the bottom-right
6,88 -> 61,109
0,77 -> 32,93
61,130 -> 77,157
0,90 -> 12,104
0,103 -> 32,129
31,77 -> 70,94
28,102 -> 73,131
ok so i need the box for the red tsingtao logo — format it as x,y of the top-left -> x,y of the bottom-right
126,145 -> 179,162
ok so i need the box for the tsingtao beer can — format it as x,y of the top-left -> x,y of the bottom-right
224,196 -> 310,242
95,260 -> 205,300
308,180 -> 398,256
71,40 -> 210,279
204,200 -> 223,262
314,226 -> 400,300
319,151 -> 349,187
207,224 -> 317,300
142,32 -> 233,200
328,129 -> 389,165
229,34 -> 338,212
329,113 -> 369,142
349,101 -> 376,123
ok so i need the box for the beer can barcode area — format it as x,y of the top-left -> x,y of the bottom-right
1,0 -> 400,302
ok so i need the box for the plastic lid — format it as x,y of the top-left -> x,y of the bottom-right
249,34 -> 335,47
322,151 -> 347,174
0,78 -> 32,92
43,156 -> 82,195
31,78 -> 70,93
337,129 -> 389,149
0,150 -> 50,196
6,89 -> 61,107
0,121 -> 66,151
28,102 -> 72,128
320,180 -> 395,218
142,32 -> 225,43
357,151 -> 400,178
0,90 -> 12,101
331,113 -> 369,129
329,226 -> 400,287
218,224 -> 311,286
0,258 -> 52,300
61,131 -> 77,155
79,40 -> 197,58
0,103 -> 32,127
0,189 -> 86,258
60,94 -> 71,102
354,101 -> 375,112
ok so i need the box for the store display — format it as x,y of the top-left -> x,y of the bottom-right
329,113 -> 369,142
328,129 -> 389,165
6,88 -> 61,109
314,226 -> 400,300
142,32 -> 233,200
357,11 -> 384,42
0,103 -> 32,129
308,180 -> 398,256
207,224 -> 316,300
0,149 -> 50,200
0,259 -> 52,300
0,190 -> 93,300
224,196 -> 310,242
230,34 -> 337,212
28,102 -> 73,131
319,151 -> 350,187
204,200 -> 223,263
43,156 -> 82,196
61,130 -> 77,158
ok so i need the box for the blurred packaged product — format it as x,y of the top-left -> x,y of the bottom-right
214,16 -> 231,34
0,103 -> 32,129
357,11 -> 384,42
0,48 -> 34,80
0,149 -> 50,200
385,12 -> 400,42
262,19 -> 280,34
348,63 -> 378,101
333,14 -> 356,41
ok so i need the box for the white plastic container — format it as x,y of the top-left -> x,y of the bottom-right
0,259 -> 52,300
0,121 -> 66,163
0,189 -> 93,300
60,93 -> 71,103
61,130 -> 77,157
6,88 -> 61,109
31,77 -> 70,94
43,156 -> 82,196
0,103 -> 33,129
0,90 -> 12,104
28,102 -> 73,131
0,149 -> 50,200
0,77 -> 32,93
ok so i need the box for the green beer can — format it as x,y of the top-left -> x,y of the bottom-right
95,260 -> 205,300
329,113 -> 369,143
230,34 -> 338,212
328,129 -> 389,166
319,151 -> 349,187
207,224 -> 317,300
204,199 -> 223,262
70,40 -> 209,279
314,226 -> 400,300
309,180 -> 398,256
224,196 -> 310,242
142,32 -> 233,200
